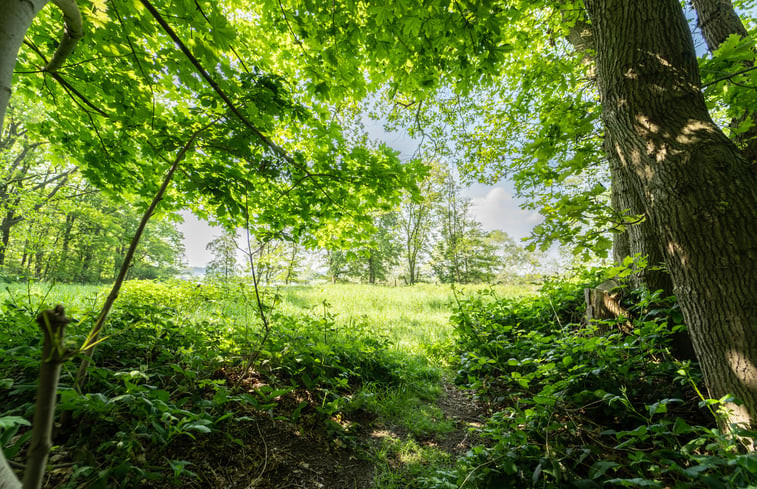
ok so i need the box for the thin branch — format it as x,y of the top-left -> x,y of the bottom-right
236,191 -> 273,381
192,0 -> 251,73
23,41 -> 108,117
277,0 -> 307,52
138,0 -> 294,163
702,65 -> 757,88
73,122 -> 212,389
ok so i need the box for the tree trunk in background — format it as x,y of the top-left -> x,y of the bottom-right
690,0 -> 757,163
0,217 -> 12,266
34,248 -> 44,278
407,253 -> 417,284
585,0 -> 757,428
691,0 -> 749,51
56,214 -> 76,280
609,159 -> 674,296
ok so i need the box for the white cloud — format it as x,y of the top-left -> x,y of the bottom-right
467,186 -> 542,241
177,211 -> 222,267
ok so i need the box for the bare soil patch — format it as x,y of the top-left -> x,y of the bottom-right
432,380 -> 486,456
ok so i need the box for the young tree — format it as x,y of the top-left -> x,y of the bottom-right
348,212 -> 402,284
326,248 -> 349,284
432,174 -> 499,284
397,161 -> 446,284
205,231 -> 238,280
0,1 -> 426,483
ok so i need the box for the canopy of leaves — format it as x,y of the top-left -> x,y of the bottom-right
12,0 -> 424,248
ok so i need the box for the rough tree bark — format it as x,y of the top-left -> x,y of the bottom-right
584,0 -> 757,428
691,0 -> 749,50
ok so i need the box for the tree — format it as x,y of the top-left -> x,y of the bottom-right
487,229 -> 541,283
0,109 -> 76,268
432,173 -> 498,284
205,231 -> 238,280
583,0 -> 757,429
0,169 -> 186,284
347,212 -> 402,284
326,248 -> 349,283
397,160 -> 446,284
0,1 -> 423,484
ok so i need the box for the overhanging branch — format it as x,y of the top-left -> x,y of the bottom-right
137,0 -> 295,164
45,0 -> 84,73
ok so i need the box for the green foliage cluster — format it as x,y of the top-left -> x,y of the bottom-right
0,166 -> 185,285
427,273 -> 757,488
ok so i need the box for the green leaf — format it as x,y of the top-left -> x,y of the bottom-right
590,460 -> 619,479
0,416 -> 30,430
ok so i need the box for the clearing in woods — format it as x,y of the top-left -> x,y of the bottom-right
0,281 -> 520,488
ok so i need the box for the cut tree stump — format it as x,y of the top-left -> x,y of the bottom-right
584,279 -> 633,334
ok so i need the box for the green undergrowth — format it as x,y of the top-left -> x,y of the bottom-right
423,268 -> 757,489
0,280 -> 464,488
3,274 -> 754,489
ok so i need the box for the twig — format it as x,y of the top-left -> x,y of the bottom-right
547,297 -> 564,331
236,191 -> 273,382
702,65 -> 757,88
458,455 -> 504,489
250,422 -> 268,487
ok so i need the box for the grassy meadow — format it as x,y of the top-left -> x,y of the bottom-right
0,279 -> 532,488
1,279 -> 530,357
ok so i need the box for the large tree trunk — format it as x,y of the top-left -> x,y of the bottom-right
585,0 -> 757,428
690,0 -> 757,164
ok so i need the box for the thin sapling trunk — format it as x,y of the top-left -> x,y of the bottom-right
21,305 -> 71,489
73,128 -> 206,390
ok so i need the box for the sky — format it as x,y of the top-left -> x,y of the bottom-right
177,120 -> 542,268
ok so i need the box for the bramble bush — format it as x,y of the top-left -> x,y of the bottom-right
427,269 -> 757,489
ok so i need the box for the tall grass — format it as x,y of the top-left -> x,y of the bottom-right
0,279 -> 531,358
1,282 -> 105,317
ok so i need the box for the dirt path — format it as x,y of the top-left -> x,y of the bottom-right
432,379 -> 487,457
142,375 -> 487,488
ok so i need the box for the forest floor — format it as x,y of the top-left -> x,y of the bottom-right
140,374 -> 487,489
5,281 -> 751,489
